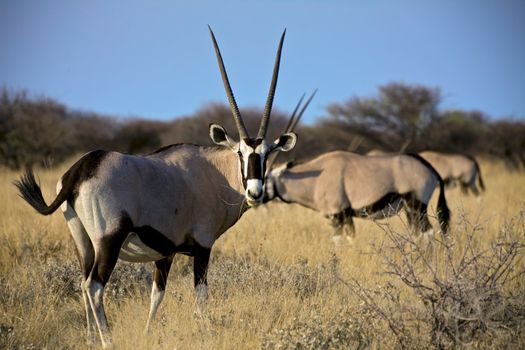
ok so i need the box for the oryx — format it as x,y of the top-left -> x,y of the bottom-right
264,151 -> 450,243
14,27 -> 297,348
419,151 -> 485,196
368,149 -> 486,196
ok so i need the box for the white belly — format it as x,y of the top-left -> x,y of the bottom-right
119,233 -> 164,262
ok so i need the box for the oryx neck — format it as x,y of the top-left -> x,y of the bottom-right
200,146 -> 245,195
272,176 -> 291,204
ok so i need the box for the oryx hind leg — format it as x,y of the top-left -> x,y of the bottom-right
460,178 -> 480,196
145,254 -> 175,332
84,216 -> 131,348
467,178 -> 480,197
404,195 -> 432,237
61,201 -> 97,344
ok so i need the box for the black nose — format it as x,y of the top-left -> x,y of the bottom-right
248,189 -> 262,199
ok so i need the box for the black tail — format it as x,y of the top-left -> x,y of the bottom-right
466,155 -> 485,192
13,168 -> 67,216
407,153 -> 450,234
435,173 -> 451,234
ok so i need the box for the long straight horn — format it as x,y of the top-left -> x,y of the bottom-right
282,93 -> 305,134
290,89 -> 317,132
208,25 -> 249,139
257,29 -> 286,139
267,92 -> 304,170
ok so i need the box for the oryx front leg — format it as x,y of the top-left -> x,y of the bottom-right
145,255 -> 175,333
342,214 -> 356,245
329,209 -> 355,245
193,244 -> 211,313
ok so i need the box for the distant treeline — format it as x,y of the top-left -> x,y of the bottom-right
1,83 -> 524,170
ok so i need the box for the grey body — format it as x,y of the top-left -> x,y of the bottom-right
266,151 -> 450,241
419,151 -> 485,195
67,146 -> 245,261
18,141 -> 277,346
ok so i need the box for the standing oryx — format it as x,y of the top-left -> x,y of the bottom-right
14,27 -> 297,348
419,151 -> 485,196
264,151 -> 450,243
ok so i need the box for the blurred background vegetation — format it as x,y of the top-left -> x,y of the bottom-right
1,83 -> 524,171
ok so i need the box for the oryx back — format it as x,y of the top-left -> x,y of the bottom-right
420,151 -> 484,192
279,151 -> 437,216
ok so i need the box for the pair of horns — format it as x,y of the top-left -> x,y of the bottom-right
266,90 -> 317,170
282,89 -> 317,134
209,26 -> 285,140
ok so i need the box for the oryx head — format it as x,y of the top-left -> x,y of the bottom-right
262,161 -> 292,203
208,26 -> 297,207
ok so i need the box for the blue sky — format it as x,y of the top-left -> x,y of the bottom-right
1,0 -> 524,124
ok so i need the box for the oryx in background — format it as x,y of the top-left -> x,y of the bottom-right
419,151 -> 485,196
367,149 -> 486,197
14,27 -> 297,348
264,151 -> 450,243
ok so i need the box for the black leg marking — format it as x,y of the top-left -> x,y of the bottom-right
343,214 -> 356,238
84,217 -> 131,347
92,228 -> 130,285
404,195 -> 432,234
192,244 -> 211,311
145,255 -> 175,332
154,255 -> 175,291
329,212 -> 344,229
193,245 -> 211,287
329,212 -> 345,236
329,208 -> 355,237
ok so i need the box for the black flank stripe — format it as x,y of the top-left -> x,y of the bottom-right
133,226 -> 177,257
355,192 -> 403,217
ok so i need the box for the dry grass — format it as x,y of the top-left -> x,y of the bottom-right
0,159 -> 524,349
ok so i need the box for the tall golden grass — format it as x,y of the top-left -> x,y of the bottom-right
0,158 -> 524,349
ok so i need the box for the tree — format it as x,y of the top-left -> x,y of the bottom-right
419,110 -> 489,154
324,82 -> 441,152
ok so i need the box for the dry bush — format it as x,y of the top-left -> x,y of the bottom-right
341,213 -> 525,349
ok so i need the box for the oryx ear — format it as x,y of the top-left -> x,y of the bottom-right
209,123 -> 237,150
270,132 -> 297,153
